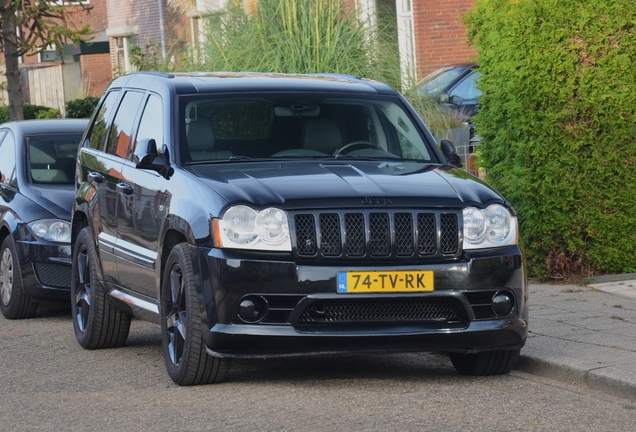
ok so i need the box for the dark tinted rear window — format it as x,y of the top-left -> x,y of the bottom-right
28,133 -> 82,184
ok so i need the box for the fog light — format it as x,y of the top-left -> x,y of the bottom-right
492,292 -> 513,317
237,296 -> 268,323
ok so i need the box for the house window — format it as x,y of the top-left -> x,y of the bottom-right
39,45 -> 57,62
49,1 -> 90,5
114,35 -> 137,74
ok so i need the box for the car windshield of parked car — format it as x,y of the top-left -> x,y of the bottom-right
179,94 -> 436,164
27,133 -> 82,185
414,66 -> 468,98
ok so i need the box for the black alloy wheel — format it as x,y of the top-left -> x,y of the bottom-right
161,243 -> 230,386
71,227 -> 131,349
166,263 -> 187,367
0,236 -> 37,319
74,240 -> 90,333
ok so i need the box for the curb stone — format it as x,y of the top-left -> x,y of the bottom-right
517,354 -> 636,401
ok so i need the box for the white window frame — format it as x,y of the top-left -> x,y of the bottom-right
114,36 -> 134,73
48,1 -> 91,5
38,44 -> 57,62
106,26 -> 139,75
396,0 -> 417,88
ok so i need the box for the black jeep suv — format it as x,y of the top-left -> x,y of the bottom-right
71,72 -> 527,386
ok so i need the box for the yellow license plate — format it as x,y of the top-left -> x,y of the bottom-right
337,270 -> 434,293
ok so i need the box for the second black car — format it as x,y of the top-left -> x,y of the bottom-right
0,119 -> 87,319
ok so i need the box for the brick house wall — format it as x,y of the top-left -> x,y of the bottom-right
79,52 -> 112,97
78,0 -> 111,96
412,0 -> 476,77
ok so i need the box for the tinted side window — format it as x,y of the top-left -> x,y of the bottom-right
132,94 -> 164,156
88,91 -> 120,150
0,131 -> 17,188
449,72 -> 482,100
106,91 -> 144,159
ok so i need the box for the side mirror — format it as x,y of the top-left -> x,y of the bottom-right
134,138 -> 170,176
449,95 -> 465,106
440,139 -> 462,168
133,138 -> 158,166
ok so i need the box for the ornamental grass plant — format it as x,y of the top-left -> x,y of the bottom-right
186,0 -> 401,90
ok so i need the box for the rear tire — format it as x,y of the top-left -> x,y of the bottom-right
449,349 -> 520,376
161,243 -> 230,386
71,227 -> 131,349
0,236 -> 38,319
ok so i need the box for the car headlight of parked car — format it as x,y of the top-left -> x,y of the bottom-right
462,204 -> 518,249
213,205 -> 291,251
27,219 -> 72,243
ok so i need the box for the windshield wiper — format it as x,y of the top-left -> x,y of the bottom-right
330,154 -> 380,161
185,155 -> 256,165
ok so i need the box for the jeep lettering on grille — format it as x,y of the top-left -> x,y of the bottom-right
361,197 -> 392,206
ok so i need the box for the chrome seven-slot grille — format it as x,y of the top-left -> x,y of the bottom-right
292,210 -> 460,258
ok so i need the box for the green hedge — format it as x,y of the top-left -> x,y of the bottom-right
0,104 -> 60,123
465,0 -> 636,279
65,97 -> 100,118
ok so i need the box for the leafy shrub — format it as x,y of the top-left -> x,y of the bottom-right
465,0 -> 636,279
23,104 -> 60,119
65,97 -> 100,118
0,106 -> 9,124
0,104 -> 60,123
35,108 -> 61,119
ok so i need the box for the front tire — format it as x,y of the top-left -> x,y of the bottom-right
0,236 -> 38,319
449,349 -> 520,376
71,227 -> 131,349
161,243 -> 230,386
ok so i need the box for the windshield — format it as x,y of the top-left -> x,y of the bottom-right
414,66 -> 468,98
178,93 -> 437,164
27,133 -> 82,185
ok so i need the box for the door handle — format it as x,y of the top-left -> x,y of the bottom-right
117,182 -> 134,195
87,172 -> 104,183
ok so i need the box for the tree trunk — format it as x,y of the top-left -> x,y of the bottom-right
2,10 -> 24,121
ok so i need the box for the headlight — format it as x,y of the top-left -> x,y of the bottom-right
27,219 -> 71,243
462,204 -> 517,249
213,205 -> 291,251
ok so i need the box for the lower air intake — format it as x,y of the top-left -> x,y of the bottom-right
296,298 -> 460,324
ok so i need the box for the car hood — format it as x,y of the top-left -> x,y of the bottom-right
187,161 -> 504,210
26,185 -> 75,220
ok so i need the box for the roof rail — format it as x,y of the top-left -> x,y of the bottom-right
307,73 -> 363,81
128,71 -> 175,79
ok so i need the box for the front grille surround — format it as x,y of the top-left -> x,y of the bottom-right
291,209 -> 462,259
231,292 -> 509,327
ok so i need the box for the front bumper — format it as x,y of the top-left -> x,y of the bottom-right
192,245 -> 528,358
14,231 -> 72,301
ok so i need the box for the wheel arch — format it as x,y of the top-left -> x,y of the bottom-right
160,228 -> 188,290
0,224 -> 11,248
72,210 -> 89,244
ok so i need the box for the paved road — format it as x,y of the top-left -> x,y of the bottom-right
1,303 -> 635,431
